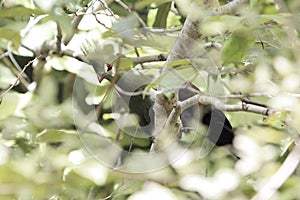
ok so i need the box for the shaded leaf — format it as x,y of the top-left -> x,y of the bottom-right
152,2 -> 171,28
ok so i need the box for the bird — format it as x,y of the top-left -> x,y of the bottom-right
179,87 -> 235,146
87,55 -> 235,151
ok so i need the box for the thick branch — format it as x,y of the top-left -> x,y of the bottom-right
211,0 -> 249,16
164,0 -> 249,70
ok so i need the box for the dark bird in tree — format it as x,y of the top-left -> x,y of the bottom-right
88,57 -> 235,151
179,88 -> 235,146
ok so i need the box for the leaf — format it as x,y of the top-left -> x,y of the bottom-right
49,14 -> 73,39
0,64 -> 17,89
0,6 -> 45,17
113,14 -> 140,33
0,28 -> 21,50
115,57 -> 133,71
167,59 -> 190,68
36,129 -> 77,143
0,92 -> 33,120
221,29 -> 255,66
152,2 -> 172,28
175,64 -> 200,82
134,0 -> 171,10
219,15 -> 244,30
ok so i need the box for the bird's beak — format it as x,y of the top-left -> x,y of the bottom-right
97,73 -> 106,83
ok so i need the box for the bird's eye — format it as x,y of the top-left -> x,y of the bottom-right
104,62 -> 113,72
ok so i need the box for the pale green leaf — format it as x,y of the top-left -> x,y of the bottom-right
0,6 -> 45,17
135,0 -> 171,10
0,28 -> 21,50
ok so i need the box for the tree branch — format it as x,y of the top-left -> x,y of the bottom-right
163,0 -> 249,70
211,0 -> 249,16
180,93 -> 276,116
114,0 -> 147,28
0,56 -> 41,100
131,53 -> 168,65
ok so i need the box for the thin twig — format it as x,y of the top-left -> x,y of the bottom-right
114,0 -> 147,27
0,56 -> 41,100
92,13 -> 112,29
56,22 -> 62,52
7,42 -> 30,82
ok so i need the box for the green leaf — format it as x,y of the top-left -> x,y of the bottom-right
0,64 -> 17,89
36,129 -> 77,143
152,2 -> 171,28
49,14 -> 73,39
134,0 -> 171,10
167,59 -> 190,68
0,28 -> 21,50
221,29 -> 255,66
115,57 -> 133,71
0,6 -> 45,17
0,92 -> 33,120
175,65 -> 199,82
219,15 -> 244,30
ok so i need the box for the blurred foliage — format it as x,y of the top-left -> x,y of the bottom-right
0,0 -> 300,199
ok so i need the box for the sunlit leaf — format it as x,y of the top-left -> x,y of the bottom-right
0,64 -> 16,88
167,59 -> 190,68
36,129 -> 77,143
115,57 -> 133,70
0,28 -> 21,49
0,92 -> 33,120
0,6 -> 45,17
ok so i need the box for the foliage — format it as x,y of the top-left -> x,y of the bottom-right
0,0 -> 300,199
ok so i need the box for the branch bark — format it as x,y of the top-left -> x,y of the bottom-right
180,94 -> 276,116
211,0 -> 249,16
